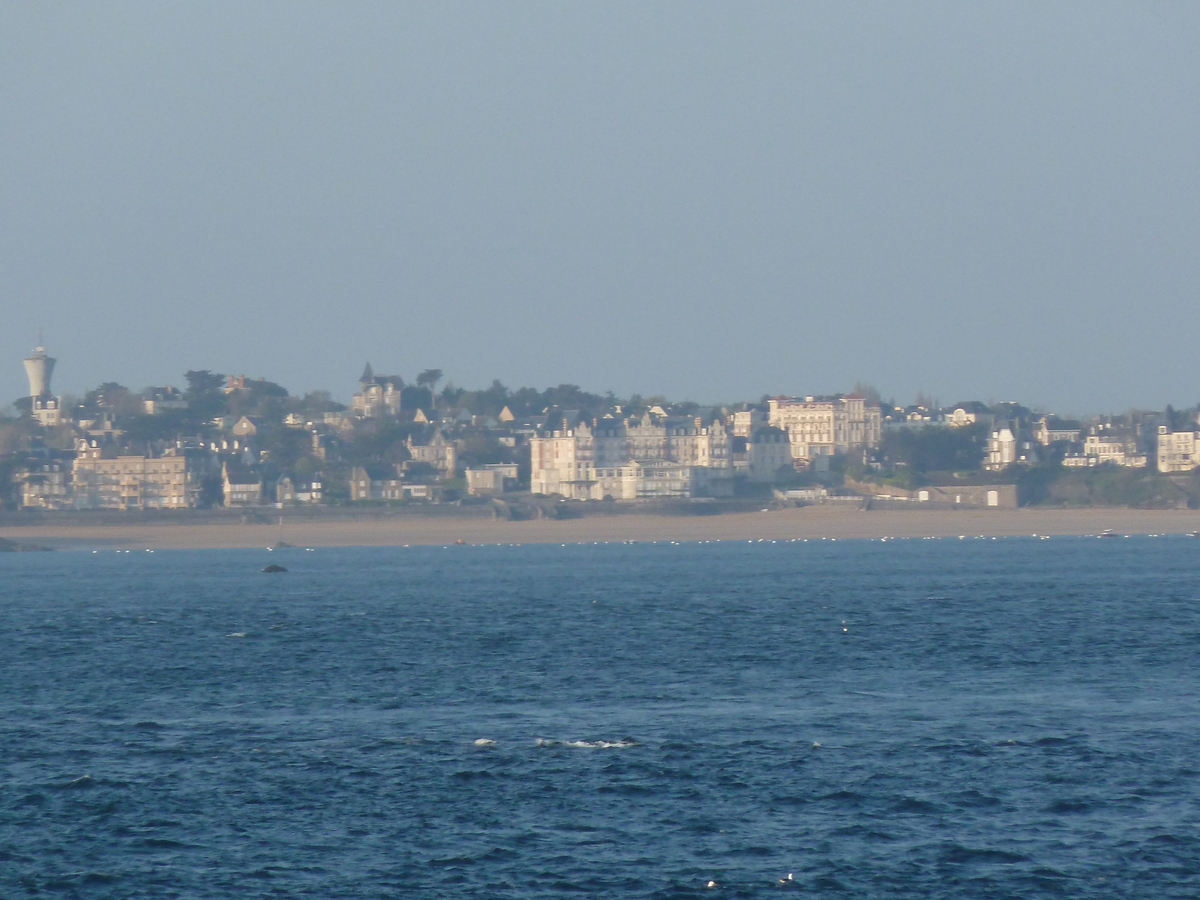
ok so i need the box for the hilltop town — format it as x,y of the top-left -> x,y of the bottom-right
5,342 -> 1200,515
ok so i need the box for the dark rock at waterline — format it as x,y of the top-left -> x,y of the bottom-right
0,537 -> 53,552
262,564 -> 288,573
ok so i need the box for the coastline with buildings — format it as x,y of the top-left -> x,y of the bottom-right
5,340 -> 1200,548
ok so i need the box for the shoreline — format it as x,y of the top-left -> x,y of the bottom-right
2,506 -> 1199,550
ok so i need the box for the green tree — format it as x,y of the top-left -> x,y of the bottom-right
184,370 -> 226,424
880,424 -> 986,474
185,370 -> 225,397
263,426 -> 312,469
226,379 -> 289,421
416,370 -> 444,411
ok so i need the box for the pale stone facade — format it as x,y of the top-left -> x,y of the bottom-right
31,396 -> 63,427
405,431 -> 457,478
1061,434 -> 1148,468
530,417 -> 734,500
732,426 -> 793,481
352,364 -> 403,418
1034,417 -> 1081,445
143,387 -> 187,415
73,440 -> 199,509
15,457 -> 72,509
947,406 -> 992,428
349,466 -> 440,501
731,407 -> 767,437
466,464 -> 518,495
1157,427 -> 1200,473
276,475 -> 323,504
222,463 -> 263,507
985,421 -> 1041,471
767,395 -> 882,463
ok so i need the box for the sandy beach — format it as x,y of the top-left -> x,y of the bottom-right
3,506 -> 1199,550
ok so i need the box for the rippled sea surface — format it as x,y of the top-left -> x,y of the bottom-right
4,535 -> 1200,897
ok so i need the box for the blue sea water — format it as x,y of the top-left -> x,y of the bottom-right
3,535 -> 1200,898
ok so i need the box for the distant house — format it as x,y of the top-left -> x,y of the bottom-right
465,464 -> 519,495
947,402 -> 993,428
311,431 -> 339,460
349,466 -> 441,502
1034,416 -> 1081,446
731,406 -> 767,437
438,408 -> 473,426
352,364 -> 404,418
406,430 -> 457,478
1157,426 -> 1200,473
731,426 -> 793,482
143,386 -> 187,415
276,474 -> 324,504
1063,431 -> 1148,468
31,395 -> 63,427
13,450 -> 74,509
985,420 -> 1039,471
222,463 -> 263,507
232,416 -> 259,437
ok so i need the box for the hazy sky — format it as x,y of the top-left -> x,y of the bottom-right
2,2 -> 1197,414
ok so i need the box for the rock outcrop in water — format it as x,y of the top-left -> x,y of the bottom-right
261,564 -> 287,573
0,537 -> 53,552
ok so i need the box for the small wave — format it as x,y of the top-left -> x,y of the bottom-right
833,824 -> 897,841
939,843 -> 1028,864
951,789 -> 1001,808
451,770 -> 494,780
596,783 -> 655,795
536,738 -> 639,749
473,738 -> 497,746
1033,735 -> 1079,747
141,838 -> 189,849
818,789 -> 864,807
1046,797 -> 1094,814
891,796 -> 942,814
1147,833 -> 1193,844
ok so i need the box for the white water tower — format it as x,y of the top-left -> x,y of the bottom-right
24,343 -> 55,398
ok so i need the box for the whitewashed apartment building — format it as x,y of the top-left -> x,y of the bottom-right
531,416 -> 740,500
767,395 -> 882,464
1156,427 -> 1200,473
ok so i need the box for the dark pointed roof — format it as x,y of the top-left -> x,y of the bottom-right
360,362 -> 374,384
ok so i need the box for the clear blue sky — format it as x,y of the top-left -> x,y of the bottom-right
2,2 -> 1197,414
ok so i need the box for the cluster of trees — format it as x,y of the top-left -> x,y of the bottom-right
878,423 -> 987,475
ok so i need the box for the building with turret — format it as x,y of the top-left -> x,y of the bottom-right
352,363 -> 404,418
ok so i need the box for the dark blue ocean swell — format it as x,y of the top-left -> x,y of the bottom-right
2,536 -> 1200,897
